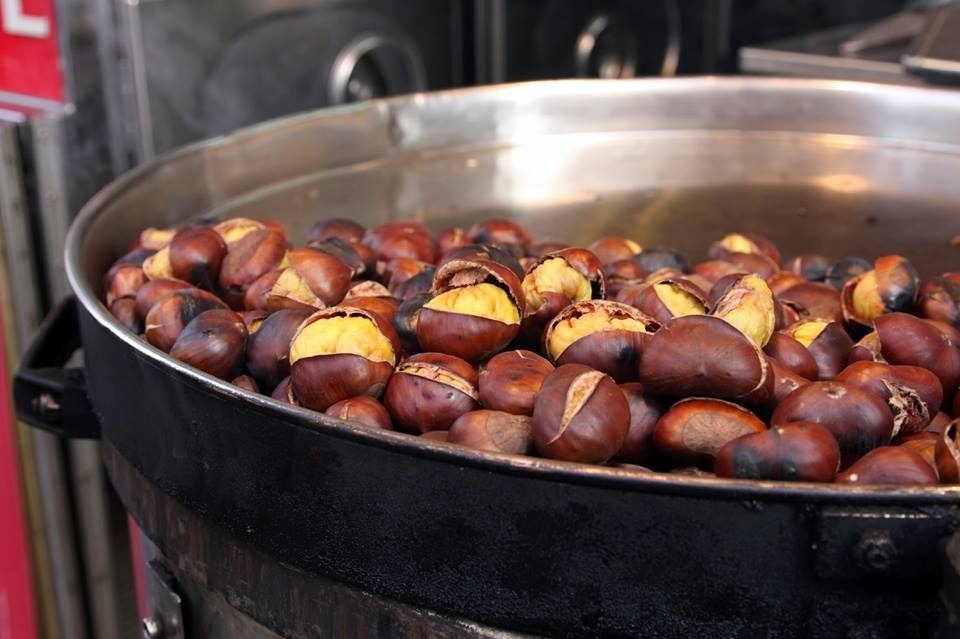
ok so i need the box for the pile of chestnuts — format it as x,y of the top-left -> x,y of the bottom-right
103,215 -> 960,486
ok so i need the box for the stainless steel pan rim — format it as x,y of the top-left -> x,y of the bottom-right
66,77 -> 960,500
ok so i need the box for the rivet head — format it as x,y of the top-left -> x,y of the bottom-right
853,529 -> 900,573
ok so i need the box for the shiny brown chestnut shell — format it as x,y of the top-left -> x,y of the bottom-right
714,421 -> 841,482
219,228 -> 288,309
447,410 -> 534,455
776,281 -> 843,323
637,315 -> 773,406
144,288 -> 230,352
104,263 -> 147,305
708,232 -> 781,265
109,298 -> 142,334
835,361 -> 943,436
766,272 -> 808,297
362,220 -> 435,263
588,236 -> 642,265
544,300 -> 657,383
898,435 -> 939,476
763,332 -> 820,380
875,312 -> 960,400
614,383 -> 667,465
134,278 -> 193,320
653,397 -> 766,469
767,357 -> 812,407
231,374 -> 260,393
307,218 -> 366,245
324,396 -> 393,430
784,254 -> 833,282
434,227 -> 469,259
168,225 -> 227,289
245,308 -> 312,392
917,273 -> 960,327
341,295 -> 400,326
416,259 -> 524,362
382,352 -> 480,433
267,247 -> 353,312
848,330 -> 884,364
531,363 -> 629,464
169,308 -> 248,381
243,270 -> 283,311
836,446 -> 938,486
781,320 -> 854,380
288,306 -> 401,412
307,237 -> 368,278
465,218 -> 533,253
478,349 -> 553,416
771,381 -> 894,468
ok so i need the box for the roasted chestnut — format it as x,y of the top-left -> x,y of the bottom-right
219,228 -> 288,309
653,397 -> 766,469
417,259 -> 525,363
637,315 -> 773,406
324,396 -> 393,430
917,273 -> 960,327
231,374 -> 260,393
144,288 -> 230,352
362,220 -> 435,263
382,352 -> 479,433
776,282 -> 843,323
771,381 -> 894,467
709,273 -> 777,348
714,421 -> 840,482
267,247 -> 352,312
614,278 -> 708,324
307,218 -> 366,245
168,225 -> 227,289
614,383 -> 666,465
531,363 -> 630,464
763,332 -> 820,380
169,308 -> 248,380
784,254 -> 833,282
836,446 -> 938,485
588,236 -> 642,265
447,409 -> 534,455
835,361 -> 942,435
780,320 -> 853,380
935,420 -> 960,483
708,232 -> 781,265
245,308 -> 312,391
478,349 -> 553,416
543,300 -> 656,383
288,306 -> 401,411
465,218 -> 533,253
875,312 -> 960,400
521,248 -> 605,333
841,255 -> 919,328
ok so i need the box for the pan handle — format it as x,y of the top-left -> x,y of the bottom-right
13,297 -> 100,439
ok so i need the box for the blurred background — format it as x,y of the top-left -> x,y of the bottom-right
0,0 -> 953,637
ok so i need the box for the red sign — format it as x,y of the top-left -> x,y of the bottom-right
0,0 -> 64,102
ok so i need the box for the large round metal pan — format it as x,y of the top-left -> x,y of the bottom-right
68,78 -> 960,637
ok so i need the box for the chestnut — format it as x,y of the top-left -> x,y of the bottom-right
543,300 -> 656,383
588,236 -> 642,265
307,218 -> 366,245
341,295 -> 399,326
168,225 -> 227,289
898,434 -> 939,476
708,232 -> 781,265
767,357 -> 812,407
825,256 -> 872,291
714,421 -> 840,482
771,381 -> 894,468
447,410 -> 534,455
394,292 -> 431,355
434,227 -> 469,258
416,258 -> 525,362
438,244 -> 524,280
614,278 -> 708,324
478,349 -> 553,416
138,226 -> 176,251
875,312 -> 960,400
324,396 -> 393,430
213,217 -> 266,245
270,375 -> 295,404
144,288 -> 229,352
631,247 -> 686,275
615,383 -> 667,465
835,361 -> 942,435
307,237 -> 369,278
710,273 -> 777,348
766,272 -> 808,297
935,419 -> 960,483
531,364 -> 630,464
653,397 -> 766,469
781,320 -> 853,380
169,308 -> 248,380
104,263 -> 147,305
243,269 -> 283,312
841,255 -> 919,328
776,281 -> 843,323
219,228 -> 288,309
848,331 -> 884,364
917,273 -> 960,327
836,446 -> 938,486
246,308 -> 312,391
718,251 -> 780,280
420,430 -> 449,442
465,218 -> 533,253
230,374 -> 259,393
691,260 -> 744,285
142,245 -> 174,280
388,263 -> 436,300
637,315 -> 772,406
288,306 -> 401,411
109,298 -> 142,334
521,248 -> 605,322
382,352 -> 479,433
267,247 -> 352,312
763,332 -> 819,380
362,220 -> 435,263
784,254 -> 833,282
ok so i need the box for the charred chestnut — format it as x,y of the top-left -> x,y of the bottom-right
714,421 -> 840,482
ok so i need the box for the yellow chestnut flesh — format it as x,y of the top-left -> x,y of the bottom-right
424,283 -> 520,324
712,274 -> 776,348
522,257 -> 592,311
654,282 -> 707,318
790,321 -> 829,348
289,315 -> 396,365
547,313 -> 651,361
